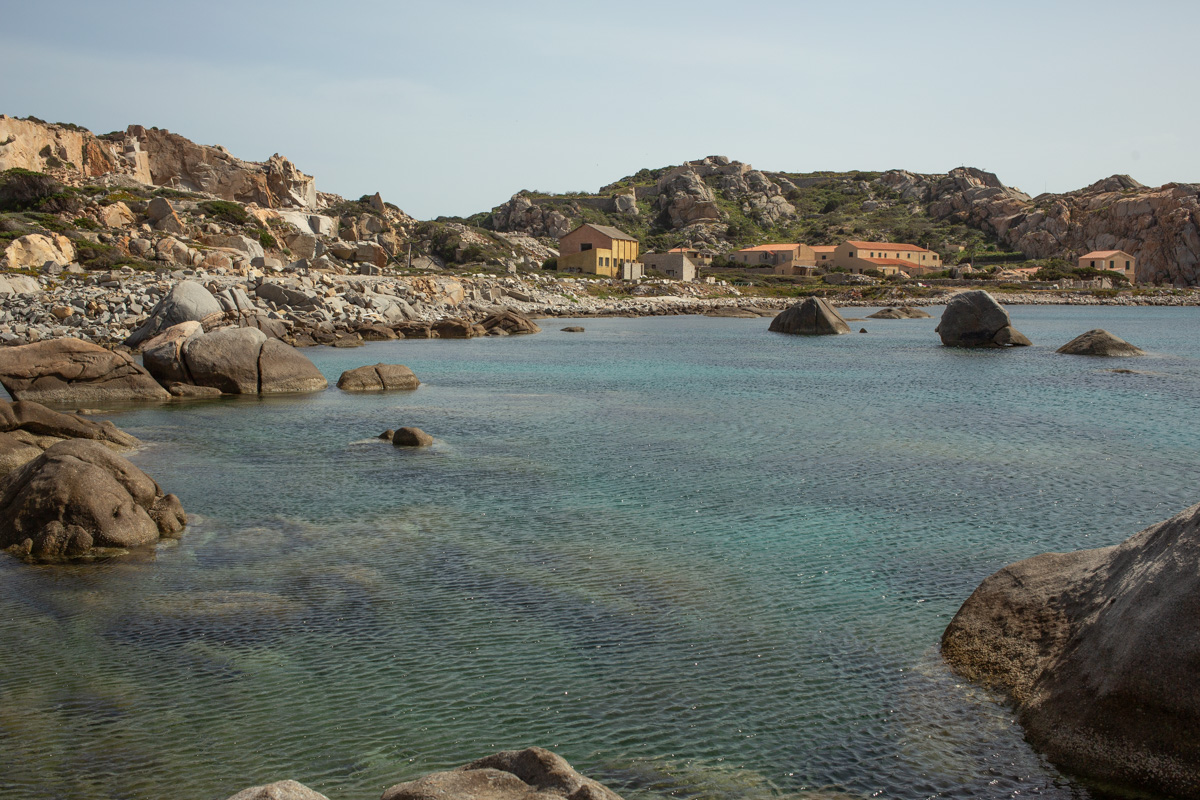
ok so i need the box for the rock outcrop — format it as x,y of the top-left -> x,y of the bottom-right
336,364 -> 419,391
128,126 -> 316,209
0,439 -> 185,561
935,290 -> 1030,347
1057,329 -> 1146,357
125,280 -> 224,348
0,338 -> 170,403
942,501 -> 1200,798
381,747 -> 623,800
146,326 -> 327,395
768,297 -> 851,335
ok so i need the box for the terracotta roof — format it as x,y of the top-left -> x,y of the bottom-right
846,240 -> 932,253
569,223 -> 638,242
1080,250 -> 1128,259
737,243 -> 799,253
861,257 -> 913,267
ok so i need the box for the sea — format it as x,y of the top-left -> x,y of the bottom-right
2,305 -> 1199,800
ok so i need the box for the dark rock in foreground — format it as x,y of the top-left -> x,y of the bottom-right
942,501 -> 1200,798
382,747 -> 623,800
561,326 -> 585,333
868,306 -> 932,319
1057,329 -> 1146,356
768,298 -> 850,335
0,338 -> 170,403
392,427 -> 433,447
936,290 -> 1030,347
337,364 -> 420,392
0,439 -> 186,561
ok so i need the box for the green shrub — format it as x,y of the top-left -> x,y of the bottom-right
0,169 -> 65,211
73,217 -> 101,231
258,229 -> 277,249
201,200 -> 250,225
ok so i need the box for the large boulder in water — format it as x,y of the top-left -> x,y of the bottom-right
0,338 -> 170,403
0,439 -> 186,561
768,297 -> 850,335
941,501 -> 1200,797
935,290 -> 1030,347
143,324 -> 327,395
337,364 -> 420,391
381,747 -> 624,800
480,309 -> 541,335
1057,329 -> 1146,357
125,280 -> 224,349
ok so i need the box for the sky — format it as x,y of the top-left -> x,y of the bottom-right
2,0 -> 1196,220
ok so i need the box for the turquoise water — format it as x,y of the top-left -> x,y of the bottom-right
2,306 -> 1199,800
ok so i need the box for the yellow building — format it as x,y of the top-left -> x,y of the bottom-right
833,240 -> 941,275
557,223 -> 641,278
1078,250 -> 1136,283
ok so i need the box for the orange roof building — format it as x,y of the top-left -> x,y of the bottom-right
833,239 -> 942,276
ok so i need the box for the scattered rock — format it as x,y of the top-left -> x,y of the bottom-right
768,297 -> 851,335
167,383 -> 222,398
0,439 -> 186,561
859,328 -> 867,333
381,747 -> 623,800
378,429 -> 394,441
935,290 -> 1030,347
337,364 -> 420,392
867,306 -> 932,319
392,427 -> 433,447
1,233 -> 75,271
942,500 -> 1200,798
561,326 -> 585,333
0,338 -> 170,403
1057,329 -> 1146,356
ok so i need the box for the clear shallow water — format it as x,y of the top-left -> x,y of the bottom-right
2,306 -> 1199,800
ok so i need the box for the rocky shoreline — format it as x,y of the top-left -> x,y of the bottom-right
3,268 -> 1199,350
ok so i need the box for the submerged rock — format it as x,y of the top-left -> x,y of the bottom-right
223,780 -> 330,800
0,439 -> 186,561
867,306 -> 932,319
942,501 -> 1200,797
0,338 -> 170,403
381,747 -> 624,800
0,399 -> 139,475
561,326 -> 585,333
1057,329 -> 1146,356
768,297 -> 850,335
392,427 -> 433,447
935,290 -> 1030,347
337,364 -> 420,392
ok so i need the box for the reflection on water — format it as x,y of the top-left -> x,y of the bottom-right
1,307 -> 1198,799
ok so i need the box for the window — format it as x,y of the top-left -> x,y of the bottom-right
1090,260 -> 1096,267
581,243 -> 593,251
1109,261 -> 1115,268
1126,260 -> 1131,269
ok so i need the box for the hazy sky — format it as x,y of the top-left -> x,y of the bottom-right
2,0 -> 1195,219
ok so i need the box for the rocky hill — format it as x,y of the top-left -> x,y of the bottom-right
474,157 -> 1200,285
0,115 -> 317,210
